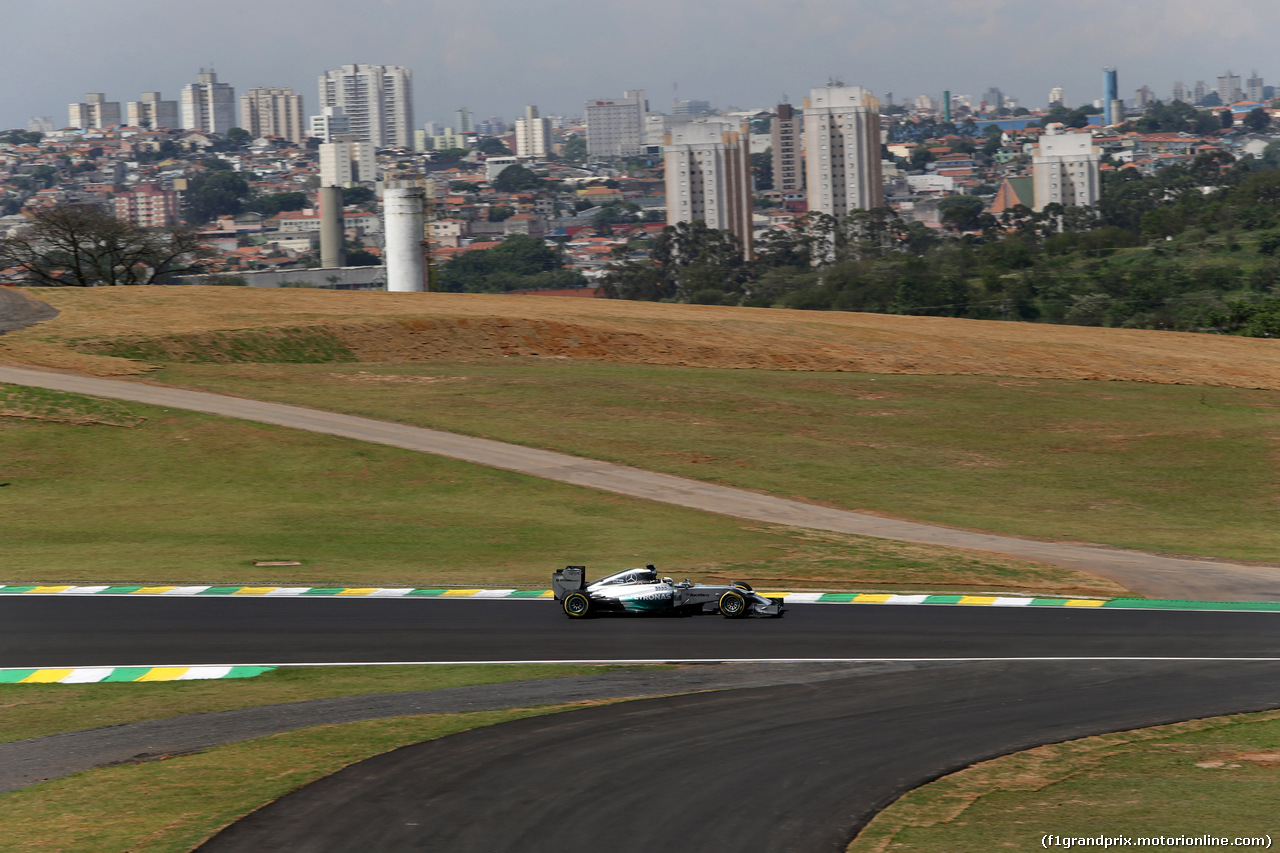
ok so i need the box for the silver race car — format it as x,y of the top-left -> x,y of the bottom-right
552,565 -> 784,619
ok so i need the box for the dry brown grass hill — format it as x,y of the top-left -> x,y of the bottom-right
3,286 -> 1280,388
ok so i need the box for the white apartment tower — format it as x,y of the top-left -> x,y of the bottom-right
1218,71 -> 1243,105
515,105 -> 551,158
126,92 -> 178,130
240,87 -> 305,143
320,133 -> 377,187
317,64 -> 414,148
803,84 -> 884,218
182,71 -> 236,134
770,103 -> 804,193
585,90 -> 647,157
664,121 -> 754,257
68,93 -> 122,130
1032,124 -> 1101,212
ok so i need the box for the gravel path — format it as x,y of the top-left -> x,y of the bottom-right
0,288 -> 58,334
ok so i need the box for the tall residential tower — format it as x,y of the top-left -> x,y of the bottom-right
181,71 -> 236,134
317,64 -> 414,148
803,84 -> 883,218
240,87 -> 305,142
664,120 -> 754,257
515,105 -> 550,158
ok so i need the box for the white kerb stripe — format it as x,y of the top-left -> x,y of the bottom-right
62,586 -> 111,595
160,586 -> 212,596
364,588 -> 417,597
58,667 -> 117,683
471,589 -> 518,598
176,666 -> 233,680
263,587 -> 314,596
886,594 -> 930,604
781,593 -> 824,603
992,597 -> 1036,607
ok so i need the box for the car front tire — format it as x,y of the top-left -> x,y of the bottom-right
719,590 -> 747,618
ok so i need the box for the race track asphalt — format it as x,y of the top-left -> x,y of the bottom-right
4,597 -> 1280,668
195,658 -> 1280,853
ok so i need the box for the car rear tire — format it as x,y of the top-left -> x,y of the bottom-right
719,590 -> 748,618
563,591 -> 592,618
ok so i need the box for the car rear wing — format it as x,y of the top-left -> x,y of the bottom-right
552,565 -> 587,600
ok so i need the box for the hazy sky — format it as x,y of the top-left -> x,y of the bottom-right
5,0 -> 1280,130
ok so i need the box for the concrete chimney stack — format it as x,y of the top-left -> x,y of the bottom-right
384,185 -> 426,292
318,186 -> 345,268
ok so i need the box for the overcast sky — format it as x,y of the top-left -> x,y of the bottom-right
5,0 -> 1280,130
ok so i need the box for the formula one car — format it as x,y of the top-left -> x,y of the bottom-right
552,565 -> 784,619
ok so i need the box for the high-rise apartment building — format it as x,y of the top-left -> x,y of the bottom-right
1135,86 -> 1154,108
1192,81 -> 1209,104
126,92 -> 178,130
455,107 -> 474,134
1049,87 -> 1065,107
68,93 -> 121,129
309,106 -> 350,143
770,103 -> 804,194
664,121 -> 754,257
1172,81 -> 1190,104
1247,71 -> 1265,103
1103,68 -> 1120,125
317,64 -> 414,148
240,87 -> 305,142
319,134 -> 377,186
181,71 -> 236,134
1032,125 -> 1101,212
802,84 -> 883,218
515,105 -> 551,158
585,90 -> 647,157
1218,71 -> 1243,105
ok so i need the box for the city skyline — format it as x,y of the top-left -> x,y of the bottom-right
6,0 -> 1280,131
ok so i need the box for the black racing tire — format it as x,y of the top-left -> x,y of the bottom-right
730,581 -> 754,592
719,589 -> 748,618
563,591 -> 592,618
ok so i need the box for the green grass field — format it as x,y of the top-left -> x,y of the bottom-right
849,709 -> 1280,852
0,705 -> 593,853
0,383 -> 1113,594
143,360 -> 1280,562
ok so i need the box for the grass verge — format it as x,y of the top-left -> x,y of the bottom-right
848,709 -> 1280,852
142,360 -> 1280,562
0,704 -> 596,852
0,383 -> 1122,596
0,664 -> 618,744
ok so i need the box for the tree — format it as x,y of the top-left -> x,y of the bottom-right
475,137 -> 511,156
342,186 -> 376,206
560,136 -> 586,163
245,191 -> 309,217
0,204 -> 213,287
437,233 -> 585,293
225,127 -> 252,148
1244,107 -> 1271,133
751,150 -> 773,190
184,169 -> 251,223
492,164 -> 543,193
937,194 -> 986,232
